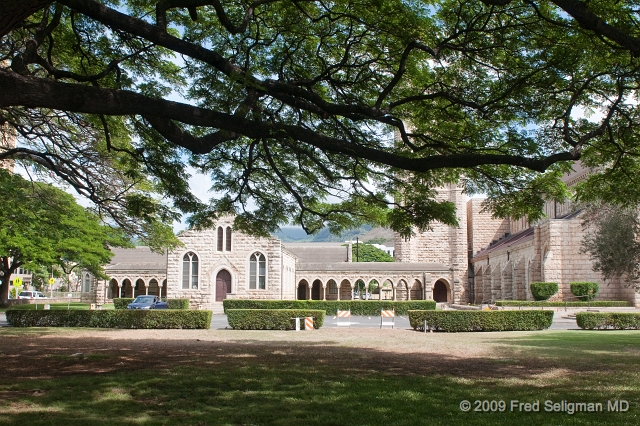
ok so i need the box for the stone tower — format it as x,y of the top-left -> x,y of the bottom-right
394,182 -> 469,303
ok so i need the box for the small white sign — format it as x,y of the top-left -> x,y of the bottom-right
68,293 -> 72,298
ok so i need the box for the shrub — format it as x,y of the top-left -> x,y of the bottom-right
530,282 -> 558,301
5,309 -> 212,329
113,298 -> 134,309
495,300 -> 630,307
408,310 -> 554,332
576,312 -> 640,330
570,282 -> 600,301
222,300 -> 435,315
226,309 -> 325,330
167,299 -> 190,309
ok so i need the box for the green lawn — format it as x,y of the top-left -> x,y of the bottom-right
2,303 -> 114,311
0,328 -> 638,425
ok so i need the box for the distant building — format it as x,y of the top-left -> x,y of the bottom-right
83,164 -> 640,308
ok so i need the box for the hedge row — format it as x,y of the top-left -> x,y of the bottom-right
227,309 -> 325,330
222,299 -> 435,315
113,298 -> 190,309
408,310 -> 554,332
576,312 -> 640,330
570,282 -> 600,301
6,309 -> 211,329
113,298 -> 134,309
495,300 -> 631,307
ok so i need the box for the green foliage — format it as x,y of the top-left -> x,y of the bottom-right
9,0 -> 640,240
496,300 -> 630,308
166,299 -> 190,309
570,282 -> 600,301
0,170 -> 132,300
113,298 -> 135,310
227,309 -> 325,330
223,300 -> 436,316
579,203 -> 640,286
576,313 -> 640,330
351,243 -> 394,262
408,310 -> 554,332
530,282 -> 559,301
5,309 -> 212,329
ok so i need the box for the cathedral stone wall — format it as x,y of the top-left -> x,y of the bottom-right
166,216 -> 288,308
466,198 -> 511,257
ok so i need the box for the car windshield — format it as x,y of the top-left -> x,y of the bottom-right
132,296 -> 156,303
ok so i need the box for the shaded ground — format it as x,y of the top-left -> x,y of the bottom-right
0,327 -> 634,380
1,328 -> 639,425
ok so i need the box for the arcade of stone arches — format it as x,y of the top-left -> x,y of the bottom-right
106,277 -> 168,299
295,277 -> 452,302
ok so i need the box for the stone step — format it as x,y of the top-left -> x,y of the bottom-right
210,302 -> 225,315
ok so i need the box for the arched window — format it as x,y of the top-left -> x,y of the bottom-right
182,252 -> 199,289
249,252 -> 266,290
83,274 -> 91,293
328,280 -> 338,294
217,227 -> 224,251
226,226 -> 232,251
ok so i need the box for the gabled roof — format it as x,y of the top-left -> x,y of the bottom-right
472,227 -> 535,258
105,247 -> 166,272
283,242 -> 350,264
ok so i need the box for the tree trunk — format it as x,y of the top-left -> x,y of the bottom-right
0,0 -> 52,38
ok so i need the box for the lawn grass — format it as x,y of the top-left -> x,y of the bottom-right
5,303 -> 114,311
0,328 -> 638,425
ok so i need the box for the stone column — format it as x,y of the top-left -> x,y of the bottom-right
337,284 -> 341,301
322,284 -> 326,301
307,283 -> 312,300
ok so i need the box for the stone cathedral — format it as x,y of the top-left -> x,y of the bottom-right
83,164 -> 639,309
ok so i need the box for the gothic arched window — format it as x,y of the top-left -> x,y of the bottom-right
249,252 -> 266,290
182,252 -> 199,289
226,226 -> 232,251
217,226 -> 224,251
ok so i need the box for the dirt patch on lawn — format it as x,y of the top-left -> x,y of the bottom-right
0,328 -> 601,382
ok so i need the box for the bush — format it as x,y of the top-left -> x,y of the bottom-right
408,310 -> 554,332
495,300 -> 630,307
530,282 -> 558,301
113,298 -> 134,309
570,282 -> 600,301
222,300 -> 435,315
227,309 -> 325,330
5,309 -> 212,329
167,299 -> 190,309
576,312 -> 640,330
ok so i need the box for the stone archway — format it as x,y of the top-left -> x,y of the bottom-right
433,279 -> 450,303
121,279 -> 132,298
410,280 -> 423,300
108,279 -> 118,299
216,269 -> 232,302
311,279 -> 322,300
297,280 -> 308,300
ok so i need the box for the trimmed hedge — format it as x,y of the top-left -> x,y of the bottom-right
113,298 -> 190,309
6,309 -> 212,329
570,282 -> 600,301
408,310 -> 554,332
227,309 -> 325,330
222,299 -> 435,315
113,298 -> 134,309
576,312 -> 640,330
167,299 -> 190,309
530,282 -> 558,301
496,300 -> 631,307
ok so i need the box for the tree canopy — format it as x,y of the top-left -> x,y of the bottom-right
3,1 -> 640,237
0,169 -> 130,300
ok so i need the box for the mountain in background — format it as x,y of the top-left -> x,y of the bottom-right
273,225 -> 394,245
